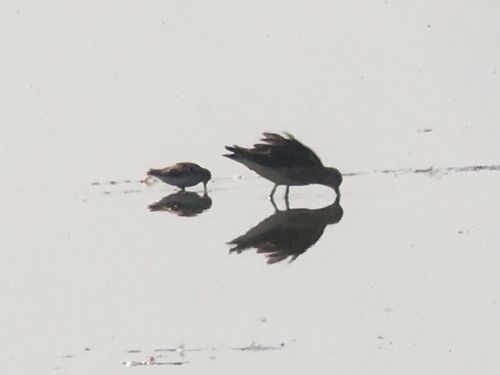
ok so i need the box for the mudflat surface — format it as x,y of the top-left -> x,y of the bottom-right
2,169 -> 500,374
1,1 -> 500,374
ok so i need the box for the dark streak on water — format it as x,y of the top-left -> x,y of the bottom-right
90,164 -> 500,195
232,342 -> 286,351
121,341 -> 287,367
345,164 -> 500,177
123,358 -> 189,367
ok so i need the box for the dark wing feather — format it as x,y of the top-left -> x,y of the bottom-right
148,163 -> 197,178
224,133 -> 323,168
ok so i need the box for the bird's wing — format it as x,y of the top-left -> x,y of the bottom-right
224,133 -> 323,168
160,163 -> 196,178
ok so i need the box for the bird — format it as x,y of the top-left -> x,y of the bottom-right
147,162 -> 211,192
223,133 -> 342,199
227,196 -> 343,264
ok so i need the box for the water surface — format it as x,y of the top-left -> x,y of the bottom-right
2,1 -> 500,374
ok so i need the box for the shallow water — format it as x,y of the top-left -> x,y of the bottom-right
2,167 -> 500,374
2,1 -> 500,374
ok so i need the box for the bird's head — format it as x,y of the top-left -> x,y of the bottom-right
201,168 -> 212,188
321,167 -> 342,196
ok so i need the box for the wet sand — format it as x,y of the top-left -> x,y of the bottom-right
2,1 -> 500,373
1,167 -> 500,374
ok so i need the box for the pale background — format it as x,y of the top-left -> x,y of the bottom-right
1,1 -> 500,374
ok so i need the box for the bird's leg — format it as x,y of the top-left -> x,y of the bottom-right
270,195 -> 279,212
284,185 -> 290,200
203,182 -> 207,194
269,184 -> 277,199
334,194 -> 340,205
284,186 -> 290,210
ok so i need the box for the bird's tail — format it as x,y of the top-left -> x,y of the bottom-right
148,202 -> 161,211
223,145 -> 247,160
226,238 -> 250,253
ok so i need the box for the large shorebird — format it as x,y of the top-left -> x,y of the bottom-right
224,133 -> 342,199
147,162 -> 211,192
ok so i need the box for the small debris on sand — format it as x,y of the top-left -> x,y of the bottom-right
142,176 -> 157,186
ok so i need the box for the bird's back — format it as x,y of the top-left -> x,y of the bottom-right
225,133 -> 323,169
147,162 -> 206,188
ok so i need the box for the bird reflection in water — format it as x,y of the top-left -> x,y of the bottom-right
227,196 -> 343,264
148,191 -> 212,217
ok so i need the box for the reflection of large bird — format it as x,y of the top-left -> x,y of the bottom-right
224,133 -> 342,199
227,197 -> 343,264
147,162 -> 211,192
148,191 -> 212,217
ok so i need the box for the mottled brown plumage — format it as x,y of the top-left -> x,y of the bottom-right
147,162 -> 211,191
224,133 -> 342,198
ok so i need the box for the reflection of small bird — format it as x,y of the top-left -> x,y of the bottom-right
227,197 -> 343,264
148,191 -> 212,217
147,162 -> 211,192
224,133 -> 342,199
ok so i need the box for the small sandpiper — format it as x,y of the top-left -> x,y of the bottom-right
147,162 -> 211,192
224,133 -> 342,199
